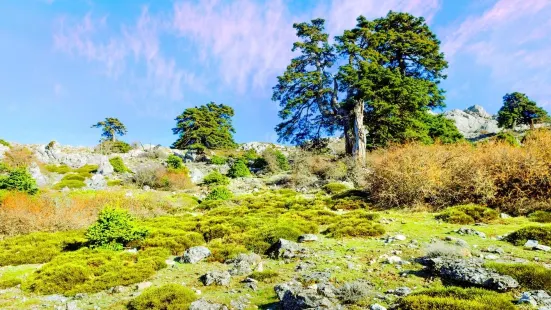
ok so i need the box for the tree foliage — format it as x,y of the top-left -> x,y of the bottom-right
172,102 -> 236,150
91,118 -> 127,142
86,207 -> 148,250
497,92 -> 548,129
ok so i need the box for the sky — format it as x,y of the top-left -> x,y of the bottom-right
1,0 -> 550,146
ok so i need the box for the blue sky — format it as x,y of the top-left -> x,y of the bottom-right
1,0 -> 550,146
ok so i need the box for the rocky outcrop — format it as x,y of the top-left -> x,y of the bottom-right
29,162 -> 48,187
86,174 -> 106,190
274,280 -> 342,310
443,105 -> 500,139
226,253 -> 262,275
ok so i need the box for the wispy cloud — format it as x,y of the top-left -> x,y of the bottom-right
442,0 -> 551,105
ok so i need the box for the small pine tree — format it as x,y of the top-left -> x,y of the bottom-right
86,207 -> 148,250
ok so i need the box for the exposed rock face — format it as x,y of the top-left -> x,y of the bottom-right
298,234 -> 318,243
420,257 -> 518,291
239,142 -> 291,155
266,239 -> 306,259
182,246 -> 211,264
29,162 -> 48,187
97,158 -> 114,176
32,143 -> 104,168
443,105 -> 500,139
200,271 -> 231,286
0,144 -> 9,159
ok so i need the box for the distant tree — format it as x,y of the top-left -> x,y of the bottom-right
497,92 -> 549,129
91,118 -> 127,142
172,102 -> 236,150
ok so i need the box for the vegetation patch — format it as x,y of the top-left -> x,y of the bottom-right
205,186 -> 233,201
395,287 -> 515,310
109,157 -> 130,173
53,174 -> 86,190
0,168 -> 38,194
228,160 -> 251,178
249,270 -> 279,282
210,155 -> 228,165
436,205 -> 498,224
203,170 -> 230,186
323,182 -> 351,195
127,284 -> 197,310
506,226 -> 551,246
0,139 -> 10,147
166,154 -> 184,171
23,248 -> 168,296
485,262 -> 551,290
324,210 -> 383,238
44,164 -> 72,174
86,207 -> 148,250
528,211 -> 551,223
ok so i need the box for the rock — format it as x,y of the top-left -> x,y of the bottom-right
66,301 -> 79,310
274,280 -> 341,309
182,246 -> 211,264
394,234 -> 407,241
535,244 -> 551,252
486,246 -> 505,255
386,287 -> 411,296
230,296 -> 250,310
108,286 -> 128,294
444,236 -> 469,247
226,253 -> 262,275
518,290 -> 551,307
189,299 -> 229,310
455,227 -> 486,238
443,105 -> 500,139
135,281 -> 152,291
97,157 -> 114,176
189,166 -> 205,184
266,239 -> 305,259
301,271 -> 331,284
242,277 -> 258,291
200,271 -> 231,286
485,254 -> 499,260
298,234 -> 318,243
0,144 -> 9,159
525,240 -> 539,248
86,174 -> 106,190
385,256 -> 402,264
419,257 -> 518,291
370,304 -> 387,310
500,213 -> 511,219
29,162 -> 48,187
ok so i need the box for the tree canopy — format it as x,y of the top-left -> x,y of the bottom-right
91,118 -> 127,142
497,92 -> 548,129
172,102 -> 236,150
273,11 -> 454,160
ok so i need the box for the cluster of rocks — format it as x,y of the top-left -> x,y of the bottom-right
525,240 -> 551,252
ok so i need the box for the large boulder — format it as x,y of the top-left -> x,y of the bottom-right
266,239 -> 306,259
97,157 -> 114,176
200,271 -> 231,286
86,174 -> 107,190
181,246 -> 211,264
0,144 -> 9,159
419,257 -> 518,291
226,253 -> 262,276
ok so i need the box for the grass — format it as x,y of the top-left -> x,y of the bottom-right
0,265 -> 40,289
249,270 -> 279,282
395,287 -> 515,310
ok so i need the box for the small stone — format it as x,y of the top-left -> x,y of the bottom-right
394,234 -> 407,241
189,299 -> 228,310
370,304 -> 387,310
500,213 -> 511,219
485,254 -> 499,260
386,256 -> 402,264
200,271 -> 231,286
66,301 -> 79,310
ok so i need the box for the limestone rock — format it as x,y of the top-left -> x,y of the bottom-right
274,280 -> 342,310
226,253 -> 262,276
86,174 -> 106,190
200,271 -> 231,286
443,105 -> 499,139
182,246 -> 211,264
98,157 -> 114,176
29,162 -> 48,187
266,239 -> 305,259
189,299 -> 228,310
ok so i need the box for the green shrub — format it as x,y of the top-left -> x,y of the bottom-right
107,179 -> 122,187
98,140 -> 132,154
242,149 -> 259,161
23,248 -> 168,296
138,220 -> 205,255
506,226 -> 551,246
53,179 -> 86,190
395,287 -> 515,310
166,155 -> 184,170
0,265 -> 38,289
0,231 -> 86,266
495,131 -> 519,147
0,168 -> 38,194
128,284 -> 197,310
207,239 -> 248,262
228,160 -> 251,178
203,170 -> 230,186
110,156 -> 130,173
75,164 -> 99,177
323,182 -> 350,194
0,139 -> 10,147
249,270 -> 279,282
436,205 -> 498,224
61,174 -> 86,182
205,186 -> 233,201
86,207 -> 148,250
485,262 -> 551,290
44,164 -> 72,174
529,211 -> 551,223
210,155 -> 228,165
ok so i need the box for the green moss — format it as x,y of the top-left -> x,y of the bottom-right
436,204 -> 498,224
323,182 -> 351,195
396,287 -> 515,310
203,170 -> 230,186
485,262 -> 551,290
529,211 -> 551,223
23,248 -> 168,296
0,231 -> 86,266
506,226 -> 551,246
127,284 -> 197,310
109,157 -> 130,173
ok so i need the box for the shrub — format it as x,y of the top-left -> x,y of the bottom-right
3,146 -> 35,168
74,165 -> 99,177
0,139 -> 10,147
210,155 -> 228,165
528,211 -> 551,223
110,156 -> 130,173
228,160 -> 251,178
395,287 -> 515,310
0,168 -> 38,194
23,248 -> 168,296
249,270 -> 279,282
0,231 -> 86,266
44,164 -> 72,174
166,154 -> 184,170
485,262 -> 551,290
207,239 -> 248,262
97,140 -> 132,154
336,281 -> 371,304
86,207 -> 148,250
205,186 -> 233,201
256,148 -> 290,173
323,182 -> 351,194
127,284 -> 197,310
495,131 -> 519,147
506,226 -> 551,246
435,205 -> 498,224
107,179 -> 122,187
203,170 -> 230,186
324,211 -> 383,238
53,180 -> 86,190
159,169 -> 193,191
425,241 -> 471,259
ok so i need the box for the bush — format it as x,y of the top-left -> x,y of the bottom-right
0,139 -> 10,147
97,140 -> 132,154
132,165 -> 165,188
110,156 -> 130,173
528,211 -> 551,223
207,239 -> 248,262
0,168 -> 38,194
159,170 -> 193,191
23,248 -> 168,296
203,170 -> 230,186
53,180 -> 86,190
324,210 -> 382,238
210,155 -> 228,165
485,262 -> 551,290
255,148 -> 290,173
74,164 -> 99,177
435,205 -> 498,224
205,186 -> 233,201
166,154 -> 184,170
395,287 -> 515,310
44,164 -> 72,174
228,160 -> 251,178
323,182 -> 351,194
249,270 -> 279,282
107,179 -> 122,187
127,284 -> 197,310
336,281 -> 371,304
506,226 -> 551,246
495,131 -> 519,147
86,207 -> 148,250
3,146 -> 35,168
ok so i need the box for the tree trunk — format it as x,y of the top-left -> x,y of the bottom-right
343,116 -> 353,155
530,118 -> 535,130
351,100 -> 366,165
111,130 -> 116,142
